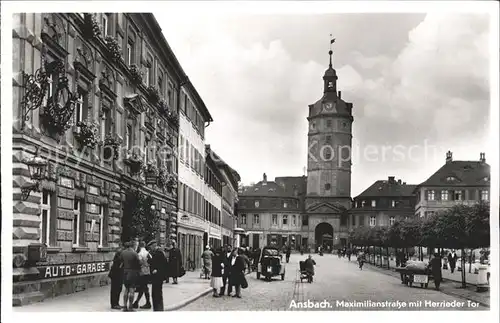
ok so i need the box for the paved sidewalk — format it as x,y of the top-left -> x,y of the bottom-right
356,258 -> 490,308
14,270 -> 212,312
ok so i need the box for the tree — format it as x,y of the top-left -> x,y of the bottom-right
121,189 -> 160,243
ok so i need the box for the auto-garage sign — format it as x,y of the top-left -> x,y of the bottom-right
37,262 -> 111,279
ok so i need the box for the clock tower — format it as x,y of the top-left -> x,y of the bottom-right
305,43 -> 353,250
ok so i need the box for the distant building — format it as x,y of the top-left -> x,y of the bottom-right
414,151 -> 490,218
237,174 -> 307,250
203,146 -> 224,250
211,147 -> 241,248
350,177 -> 416,228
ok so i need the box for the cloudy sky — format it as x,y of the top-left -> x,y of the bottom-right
157,7 -> 491,196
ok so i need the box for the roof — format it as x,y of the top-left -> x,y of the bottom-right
208,146 -> 241,190
184,79 -> 214,123
417,161 -> 490,188
274,176 -> 307,196
240,180 -> 290,197
355,178 -> 417,199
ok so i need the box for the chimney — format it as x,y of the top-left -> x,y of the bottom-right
403,182 -> 406,185
397,179 -> 402,185
446,151 -> 453,163
338,91 -> 342,99
480,152 -> 486,163
388,176 -> 395,183
263,173 -> 267,182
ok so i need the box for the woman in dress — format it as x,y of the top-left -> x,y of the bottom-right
210,248 -> 224,297
133,241 -> 152,309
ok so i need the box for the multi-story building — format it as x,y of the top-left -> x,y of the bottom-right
177,78 -> 213,270
204,145 -> 224,250
12,13 -> 183,304
414,151 -> 491,218
211,147 -> 241,248
350,177 -> 416,229
237,174 -> 307,250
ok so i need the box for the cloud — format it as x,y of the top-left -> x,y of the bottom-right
158,12 -> 490,196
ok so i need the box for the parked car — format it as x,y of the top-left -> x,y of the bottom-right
257,246 -> 286,281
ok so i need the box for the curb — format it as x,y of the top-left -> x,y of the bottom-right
165,271 -> 252,311
165,288 -> 213,311
363,262 -> 490,308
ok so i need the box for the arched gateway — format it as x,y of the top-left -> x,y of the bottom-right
314,222 -> 334,249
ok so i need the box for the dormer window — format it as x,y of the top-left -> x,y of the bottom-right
361,200 -> 366,207
446,176 -> 457,182
283,202 -> 288,208
254,188 -> 259,192
483,176 -> 490,182
254,201 -> 260,208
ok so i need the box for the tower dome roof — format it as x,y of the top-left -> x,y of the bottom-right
324,66 -> 336,77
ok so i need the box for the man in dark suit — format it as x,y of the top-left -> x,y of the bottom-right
448,251 -> 458,273
230,248 -> 246,298
108,243 -> 124,310
220,244 -> 232,296
147,240 -> 167,311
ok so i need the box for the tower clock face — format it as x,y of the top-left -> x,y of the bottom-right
324,102 -> 336,112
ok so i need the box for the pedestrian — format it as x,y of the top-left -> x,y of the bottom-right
147,240 -> 167,311
229,248 -> 246,298
285,245 -> 291,263
428,253 -> 443,290
201,245 -> 214,279
210,248 -> 224,297
133,241 -> 152,309
108,243 -> 124,310
120,241 -> 141,311
168,240 -> 183,284
220,245 -> 233,296
448,250 -> 457,273
358,251 -> 365,270
346,248 -> 352,262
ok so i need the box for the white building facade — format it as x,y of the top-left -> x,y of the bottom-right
177,81 -> 212,270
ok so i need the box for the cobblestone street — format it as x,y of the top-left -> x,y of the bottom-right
182,254 -> 488,311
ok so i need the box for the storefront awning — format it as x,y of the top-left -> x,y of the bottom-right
234,227 -> 245,234
244,231 -> 263,235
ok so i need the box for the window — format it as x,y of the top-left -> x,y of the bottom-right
126,124 -> 133,150
241,214 -> 247,225
74,90 -> 85,129
186,140 -> 190,166
326,119 -> 332,127
441,190 -> 449,201
325,183 -> 331,190
453,190 -> 462,201
354,201 -> 358,208
352,215 -> 356,226
272,214 -> 278,225
371,200 -> 376,207
168,82 -> 174,107
446,176 -> 457,182
325,150 -> 331,160
369,216 -> 376,227
302,215 -> 308,226
427,190 -> 436,201
283,201 -> 288,208
326,135 -> 332,144
127,40 -> 134,65
158,73 -> 164,92
102,14 -> 109,37
47,74 -> 54,98
292,215 -> 296,225
40,190 -> 52,245
361,200 -> 366,207
481,190 -> 489,201
253,214 -> 259,224
255,201 -> 260,208
98,205 -> 104,247
389,216 -> 395,226
73,200 -> 81,246
180,136 -> 185,161
391,200 -> 396,207
282,215 -> 288,225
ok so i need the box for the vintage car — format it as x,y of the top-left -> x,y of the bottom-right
257,246 -> 285,281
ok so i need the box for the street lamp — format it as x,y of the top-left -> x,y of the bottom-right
21,147 -> 48,200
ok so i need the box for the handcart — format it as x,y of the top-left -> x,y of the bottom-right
299,261 -> 312,283
395,265 -> 433,289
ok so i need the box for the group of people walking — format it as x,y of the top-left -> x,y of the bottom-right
108,239 -> 183,311
201,245 -> 249,298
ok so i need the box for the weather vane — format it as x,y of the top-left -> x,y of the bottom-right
329,34 -> 335,67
